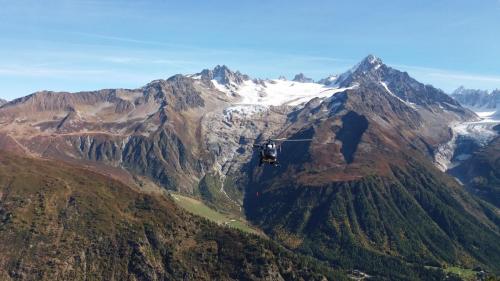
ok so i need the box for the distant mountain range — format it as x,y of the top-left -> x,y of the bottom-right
0,55 -> 498,280
450,86 -> 500,121
451,86 -> 499,110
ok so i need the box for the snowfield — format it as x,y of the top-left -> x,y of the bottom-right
212,79 -> 355,107
474,110 -> 500,123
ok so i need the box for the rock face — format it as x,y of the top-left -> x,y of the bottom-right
0,98 -> 6,106
0,57 -> 498,279
292,73 -> 314,83
0,152 -> 344,281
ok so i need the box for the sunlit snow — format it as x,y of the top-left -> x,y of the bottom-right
212,79 -> 355,107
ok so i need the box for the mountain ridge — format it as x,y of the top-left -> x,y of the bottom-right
451,86 -> 499,110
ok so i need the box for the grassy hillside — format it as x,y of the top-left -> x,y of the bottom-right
169,192 -> 262,235
245,156 -> 500,280
0,152 -> 347,281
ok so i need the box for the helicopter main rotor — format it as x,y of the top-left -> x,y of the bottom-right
270,138 -> 313,142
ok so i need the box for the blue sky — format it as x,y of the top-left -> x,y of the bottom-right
0,0 -> 499,100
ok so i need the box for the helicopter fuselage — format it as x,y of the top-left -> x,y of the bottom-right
257,140 -> 279,166
251,137 -> 313,167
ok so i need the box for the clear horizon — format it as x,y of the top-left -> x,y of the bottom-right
1,0 -> 499,100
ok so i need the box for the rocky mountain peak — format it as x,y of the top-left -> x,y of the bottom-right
330,55 -> 471,111
198,65 -> 249,85
0,98 -> 7,106
359,54 -> 383,67
332,54 -> 386,87
349,54 -> 385,75
317,55 -> 384,87
292,73 -> 314,83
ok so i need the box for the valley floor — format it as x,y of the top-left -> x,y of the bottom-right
169,192 -> 263,236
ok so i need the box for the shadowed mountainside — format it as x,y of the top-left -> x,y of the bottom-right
450,132 -> 500,208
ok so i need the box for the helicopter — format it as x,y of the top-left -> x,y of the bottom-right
252,138 -> 313,167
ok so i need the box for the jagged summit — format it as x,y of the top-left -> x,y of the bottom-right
360,54 -> 383,67
315,54 -> 387,89
194,54 -> 383,89
292,73 -> 314,83
319,54 -> 465,109
451,86 -> 489,96
341,55 -> 385,76
197,65 -> 250,85
354,54 -> 383,73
